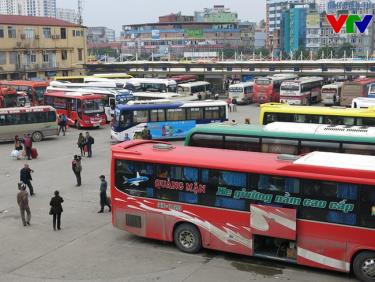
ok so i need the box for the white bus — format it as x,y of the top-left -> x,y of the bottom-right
177,81 -> 212,100
280,77 -> 324,105
46,86 -> 134,122
351,97 -> 375,109
0,106 -> 57,142
321,82 -> 344,106
228,82 -> 254,104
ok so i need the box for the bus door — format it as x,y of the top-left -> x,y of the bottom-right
250,204 -> 297,261
66,99 -> 73,120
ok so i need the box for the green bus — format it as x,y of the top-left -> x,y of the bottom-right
185,122 -> 375,155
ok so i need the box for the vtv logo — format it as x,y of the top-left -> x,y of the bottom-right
326,14 -> 373,33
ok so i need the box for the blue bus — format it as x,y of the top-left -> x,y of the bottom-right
111,101 -> 228,142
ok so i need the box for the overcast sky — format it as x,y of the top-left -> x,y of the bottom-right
57,0 -> 265,34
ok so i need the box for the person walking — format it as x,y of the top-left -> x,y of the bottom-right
98,175 -> 111,213
85,132 -> 94,158
58,114 -> 67,136
17,183 -> 31,226
77,133 -> 85,157
49,190 -> 64,231
20,164 -> 34,196
14,135 -> 23,151
23,134 -> 33,160
72,155 -> 82,186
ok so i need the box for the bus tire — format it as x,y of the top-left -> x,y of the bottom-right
32,131 -> 43,142
353,251 -> 375,282
174,223 -> 202,253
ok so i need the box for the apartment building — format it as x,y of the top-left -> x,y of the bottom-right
0,0 -> 56,17
0,15 -> 87,79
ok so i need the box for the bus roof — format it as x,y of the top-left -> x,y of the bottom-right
260,103 -> 375,117
0,80 -> 48,86
344,77 -> 375,85
282,77 -> 323,84
44,91 -> 104,100
185,122 -> 375,144
322,82 -> 344,89
0,105 -> 55,114
178,81 -> 211,87
116,102 -> 183,111
93,73 -> 133,78
112,140 -> 375,185
228,82 -> 254,88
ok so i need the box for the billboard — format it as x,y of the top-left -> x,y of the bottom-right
306,14 -> 320,28
151,30 -> 160,40
185,28 -> 204,38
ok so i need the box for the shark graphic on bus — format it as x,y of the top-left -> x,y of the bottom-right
123,172 -> 149,186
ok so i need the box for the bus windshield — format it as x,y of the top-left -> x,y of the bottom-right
255,79 -> 271,85
229,87 -> 244,93
35,87 -> 47,100
281,84 -> 299,91
369,84 -> 375,93
83,100 -> 104,114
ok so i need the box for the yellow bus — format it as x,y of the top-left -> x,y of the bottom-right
54,73 -> 133,83
260,103 -> 375,126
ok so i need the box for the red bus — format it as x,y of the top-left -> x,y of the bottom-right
0,80 -> 48,106
253,74 -> 298,103
112,140 -> 375,282
169,75 -> 198,84
0,87 -> 28,108
340,77 -> 375,107
44,91 -> 106,129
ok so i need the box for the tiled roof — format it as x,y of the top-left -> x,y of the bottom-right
0,15 -> 83,27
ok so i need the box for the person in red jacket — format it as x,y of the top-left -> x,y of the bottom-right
23,134 -> 33,160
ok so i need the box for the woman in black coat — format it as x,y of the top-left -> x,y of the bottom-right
50,190 -> 64,231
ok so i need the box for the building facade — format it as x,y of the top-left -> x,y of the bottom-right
88,26 -> 116,44
0,15 -> 87,79
0,0 -> 56,17
56,8 -> 79,24
281,4 -> 308,54
121,6 -> 252,58
304,0 -> 375,56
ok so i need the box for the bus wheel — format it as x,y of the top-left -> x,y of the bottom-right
32,131 -> 43,142
353,251 -> 375,282
174,223 -> 202,253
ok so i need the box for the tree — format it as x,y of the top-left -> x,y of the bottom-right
336,43 -> 354,58
293,48 -> 309,60
255,47 -> 270,58
317,47 -> 335,59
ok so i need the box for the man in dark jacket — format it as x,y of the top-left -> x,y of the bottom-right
20,164 -> 34,196
50,190 -> 64,231
85,132 -> 94,158
72,155 -> 82,186
98,175 -> 111,213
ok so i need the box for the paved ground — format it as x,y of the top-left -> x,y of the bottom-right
0,104 -> 355,282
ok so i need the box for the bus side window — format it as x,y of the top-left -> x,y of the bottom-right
224,135 -> 260,152
264,112 -> 276,124
190,133 -> 224,149
0,114 -> 6,125
342,143 -> 375,155
150,109 -> 165,122
187,107 -> 203,120
358,118 -> 375,126
156,164 -> 170,179
359,186 -> 375,228
300,140 -> 340,153
258,175 -> 300,194
261,138 -> 298,155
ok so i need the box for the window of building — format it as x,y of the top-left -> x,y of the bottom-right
8,26 -> 16,38
30,52 -> 36,63
43,27 -> 51,39
60,28 -> 66,39
43,52 -> 49,62
78,48 -> 83,61
0,26 -> 4,38
61,50 -> 68,60
0,52 -> 6,65
9,52 -> 18,65
24,27 -> 34,39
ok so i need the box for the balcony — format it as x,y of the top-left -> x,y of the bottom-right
17,62 -> 59,72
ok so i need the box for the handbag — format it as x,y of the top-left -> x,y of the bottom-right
49,208 -> 53,215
